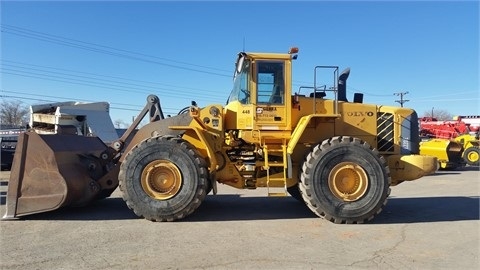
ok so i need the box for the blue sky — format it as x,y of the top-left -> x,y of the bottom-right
1,1 -> 479,125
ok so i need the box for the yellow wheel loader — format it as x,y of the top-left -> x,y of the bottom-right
455,134 -> 479,166
3,48 -> 437,224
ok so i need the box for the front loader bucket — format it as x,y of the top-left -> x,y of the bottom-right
420,139 -> 465,170
3,131 -> 110,219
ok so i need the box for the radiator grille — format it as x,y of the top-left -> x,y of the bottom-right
377,112 -> 394,152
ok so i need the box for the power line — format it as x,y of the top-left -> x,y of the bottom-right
1,61 -> 225,97
1,59 -> 222,93
412,91 -> 479,100
0,93 -> 180,116
357,91 -> 393,97
1,90 -> 176,110
3,24 -> 401,102
1,24 -> 232,77
410,98 -> 480,102
2,70 -> 226,104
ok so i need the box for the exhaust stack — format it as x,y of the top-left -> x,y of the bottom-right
338,68 -> 350,102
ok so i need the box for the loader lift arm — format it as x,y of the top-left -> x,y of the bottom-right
107,95 -> 164,160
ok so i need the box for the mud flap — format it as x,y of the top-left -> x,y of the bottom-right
3,132 -> 109,219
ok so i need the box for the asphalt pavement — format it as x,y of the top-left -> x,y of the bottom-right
0,168 -> 479,270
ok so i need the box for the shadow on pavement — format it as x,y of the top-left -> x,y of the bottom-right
372,196 -> 480,224
429,166 -> 479,176
2,194 -> 479,224
187,195 -> 315,221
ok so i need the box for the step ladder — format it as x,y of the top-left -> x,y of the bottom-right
263,140 -> 288,197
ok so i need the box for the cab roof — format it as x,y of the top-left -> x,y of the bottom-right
244,52 -> 295,61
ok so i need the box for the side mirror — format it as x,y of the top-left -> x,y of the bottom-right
236,55 -> 244,74
233,53 -> 246,80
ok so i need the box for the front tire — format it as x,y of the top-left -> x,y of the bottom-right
463,147 -> 479,166
119,136 -> 208,221
299,136 -> 391,224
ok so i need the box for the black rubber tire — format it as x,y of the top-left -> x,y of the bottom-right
287,184 -> 303,202
118,136 -> 208,221
205,178 -> 213,195
299,136 -> 391,224
463,147 -> 480,166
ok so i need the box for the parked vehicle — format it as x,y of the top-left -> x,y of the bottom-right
0,127 -> 24,171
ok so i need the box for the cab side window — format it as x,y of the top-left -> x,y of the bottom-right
256,61 -> 285,105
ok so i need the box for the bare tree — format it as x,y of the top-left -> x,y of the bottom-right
0,99 -> 29,127
113,119 -> 129,129
422,108 -> 453,121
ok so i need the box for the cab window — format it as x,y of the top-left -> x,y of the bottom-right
256,61 -> 285,105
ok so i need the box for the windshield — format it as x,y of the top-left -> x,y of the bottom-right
227,57 -> 250,104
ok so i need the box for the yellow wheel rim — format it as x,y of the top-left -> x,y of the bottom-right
141,160 -> 182,200
328,162 -> 368,202
467,150 -> 479,163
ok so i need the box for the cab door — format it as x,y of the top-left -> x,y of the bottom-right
253,60 -> 290,131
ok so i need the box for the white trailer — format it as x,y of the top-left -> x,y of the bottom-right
29,101 -> 119,144
453,115 -> 480,133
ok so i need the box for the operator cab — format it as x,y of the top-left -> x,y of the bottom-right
228,58 -> 285,106
225,49 -> 297,132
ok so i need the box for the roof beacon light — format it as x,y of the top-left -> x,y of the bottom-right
288,47 -> 299,54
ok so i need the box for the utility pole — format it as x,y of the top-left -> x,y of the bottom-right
394,91 -> 409,107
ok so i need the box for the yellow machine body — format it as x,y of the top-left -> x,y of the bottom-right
4,49 -> 437,223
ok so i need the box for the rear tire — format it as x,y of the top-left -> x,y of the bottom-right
463,147 -> 479,166
119,136 -> 208,221
299,136 -> 391,224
